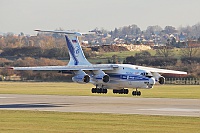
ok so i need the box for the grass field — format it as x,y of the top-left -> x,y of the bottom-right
87,48 -> 189,63
0,110 -> 199,133
0,82 -> 199,99
0,82 -> 200,133
94,48 -> 185,60
100,49 -> 156,59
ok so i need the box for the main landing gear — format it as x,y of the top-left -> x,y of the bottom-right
132,88 -> 141,96
91,85 -> 141,96
113,88 -> 141,96
91,85 -> 107,94
113,89 -> 129,94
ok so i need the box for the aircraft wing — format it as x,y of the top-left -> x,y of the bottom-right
10,64 -> 187,74
133,65 -> 187,75
10,64 -> 119,71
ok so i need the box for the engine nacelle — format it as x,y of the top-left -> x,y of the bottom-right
93,74 -> 110,84
72,74 -> 90,84
151,72 -> 165,85
158,76 -> 165,84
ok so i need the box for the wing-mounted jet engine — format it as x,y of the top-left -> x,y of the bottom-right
72,70 -> 90,83
151,72 -> 165,84
91,70 -> 110,84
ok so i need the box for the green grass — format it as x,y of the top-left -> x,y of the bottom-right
96,48 -> 182,59
100,50 -> 144,58
91,48 -> 200,63
93,50 -> 155,63
0,82 -> 199,99
0,82 -> 199,132
0,110 -> 199,133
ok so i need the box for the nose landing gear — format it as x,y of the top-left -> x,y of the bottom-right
132,88 -> 141,96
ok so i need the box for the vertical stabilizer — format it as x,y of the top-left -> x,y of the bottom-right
65,34 -> 91,66
34,30 -> 91,66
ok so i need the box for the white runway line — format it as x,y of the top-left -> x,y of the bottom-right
138,108 -> 200,112
0,97 -> 15,99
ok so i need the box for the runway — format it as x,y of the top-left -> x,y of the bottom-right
0,94 -> 200,117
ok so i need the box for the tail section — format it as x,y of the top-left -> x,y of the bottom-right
65,34 -> 91,66
34,30 -> 91,66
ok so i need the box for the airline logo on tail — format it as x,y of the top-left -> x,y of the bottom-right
65,35 -> 79,65
72,40 -> 77,43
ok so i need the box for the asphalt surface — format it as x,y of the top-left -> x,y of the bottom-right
0,94 -> 200,117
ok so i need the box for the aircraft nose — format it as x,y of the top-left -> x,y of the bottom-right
148,78 -> 156,88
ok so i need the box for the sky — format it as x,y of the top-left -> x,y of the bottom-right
0,0 -> 200,35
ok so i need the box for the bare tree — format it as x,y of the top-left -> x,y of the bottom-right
156,46 -> 174,58
181,43 -> 200,58
155,36 -> 174,58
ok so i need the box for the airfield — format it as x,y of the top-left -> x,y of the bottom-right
0,94 -> 200,117
0,82 -> 200,117
0,82 -> 200,132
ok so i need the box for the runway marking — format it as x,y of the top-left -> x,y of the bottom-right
138,108 -> 200,112
0,97 -> 15,99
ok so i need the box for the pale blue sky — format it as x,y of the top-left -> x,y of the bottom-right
0,0 -> 200,34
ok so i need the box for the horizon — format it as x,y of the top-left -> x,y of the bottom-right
1,0 -> 200,35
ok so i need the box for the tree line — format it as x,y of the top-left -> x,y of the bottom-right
1,47 -> 69,59
0,57 -> 72,81
1,23 -> 200,48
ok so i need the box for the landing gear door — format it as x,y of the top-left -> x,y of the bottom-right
128,76 -> 132,85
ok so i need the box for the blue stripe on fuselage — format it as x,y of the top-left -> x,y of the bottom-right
108,74 -> 149,81
65,35 -> 79,65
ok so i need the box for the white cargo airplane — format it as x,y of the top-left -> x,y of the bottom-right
11,30 -> 187,96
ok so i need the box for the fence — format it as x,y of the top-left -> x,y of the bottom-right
165,78 -> 200,85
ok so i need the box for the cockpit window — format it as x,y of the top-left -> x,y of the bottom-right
141,72 -> 152,78
141,72 -> 146,75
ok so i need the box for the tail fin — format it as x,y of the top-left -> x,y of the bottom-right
65,34 -> 91,66
34,30 -> 92,66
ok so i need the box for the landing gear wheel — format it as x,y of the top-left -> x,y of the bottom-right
136,91 -> 141,96
132,90 -> 141,96
97,88 -> 101,93
113,89 -> 117,94
124,89 -> 129,94
113,89 -> 129,94
102,89 -> 107,94
91,88 -> 97,93
91,86 -> 107,94
132,91 -> 136,96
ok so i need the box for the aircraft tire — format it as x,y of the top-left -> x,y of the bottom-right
103,89 -> 107,94
124,89 -> 129,94
137,91 -> 141,96
91,88 -> 96,93
132,91 -> 136,96
113,89 -> 117,94
97,88 -> 102,93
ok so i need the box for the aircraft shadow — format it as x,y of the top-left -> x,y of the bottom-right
0,103 -> 72,108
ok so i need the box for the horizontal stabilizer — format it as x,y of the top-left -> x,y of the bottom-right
35,30 -> 95,36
